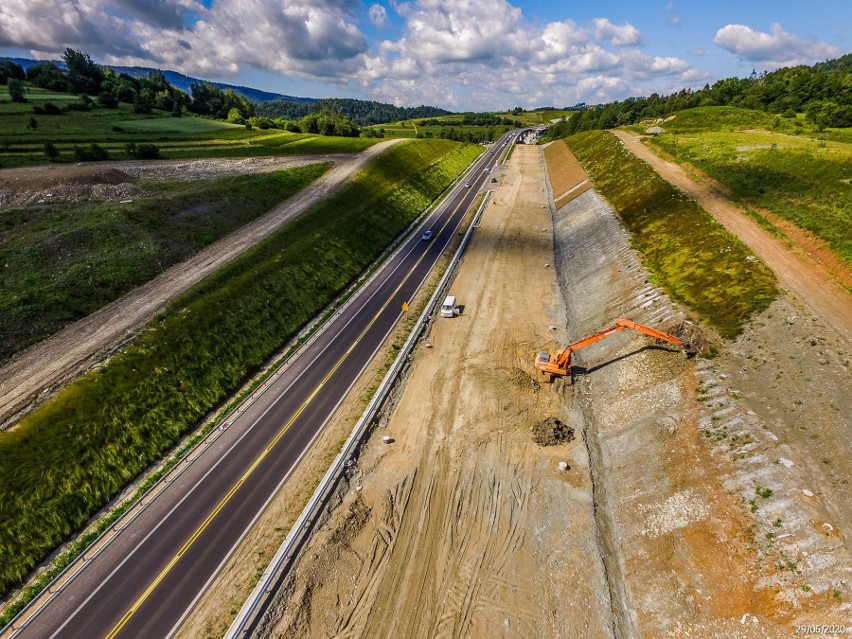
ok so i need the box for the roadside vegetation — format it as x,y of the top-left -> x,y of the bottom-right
639,107 -> 852,265
0,163 -> 330,362
564,130 -> 778,338
0,138 -> 483,599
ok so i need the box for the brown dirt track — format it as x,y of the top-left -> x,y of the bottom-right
612,130 -> 852,343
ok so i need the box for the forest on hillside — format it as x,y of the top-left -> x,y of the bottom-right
255,97 -> 451,125
549,53 -> 852,137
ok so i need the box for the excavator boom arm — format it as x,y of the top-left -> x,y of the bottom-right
614,318 -> 685,346
555,323 -> 625,369
537,318 -> 688,379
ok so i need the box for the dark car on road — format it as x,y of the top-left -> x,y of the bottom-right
421,230 -> 434,241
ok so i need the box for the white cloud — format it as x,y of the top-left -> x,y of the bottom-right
714,23 -> 841,68
593,18 -> 641,46
369,4 -> 388,28
0,0 -> 706,110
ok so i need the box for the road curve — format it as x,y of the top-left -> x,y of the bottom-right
0,139 -> 403,427
3,134 -> 510,639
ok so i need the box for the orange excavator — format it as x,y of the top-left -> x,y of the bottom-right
535,318 -> 689,382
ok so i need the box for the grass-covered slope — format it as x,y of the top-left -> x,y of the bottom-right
564,130 -> 778,338
0,164 -> 330,362
642,107 -> 852,265
0,138 -> 482,597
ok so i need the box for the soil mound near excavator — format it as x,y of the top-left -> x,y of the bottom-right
531,416 -> 575,446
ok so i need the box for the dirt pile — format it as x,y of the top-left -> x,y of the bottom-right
0,167 -> 142,207
531,416 -> 575,446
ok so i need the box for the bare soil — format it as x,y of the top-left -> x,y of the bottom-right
0,140 -> 402,428
255,142 -> 850,638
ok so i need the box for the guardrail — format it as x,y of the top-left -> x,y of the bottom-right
225,190 -> 492,639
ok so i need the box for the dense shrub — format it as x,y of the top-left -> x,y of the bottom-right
125,142 -> 160,159
73,143 -> 109,161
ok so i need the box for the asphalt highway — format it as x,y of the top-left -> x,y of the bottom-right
3,132 -> 515,639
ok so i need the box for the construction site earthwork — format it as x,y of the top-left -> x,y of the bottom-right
3,135 -> 850,639
180,139 -> 851,638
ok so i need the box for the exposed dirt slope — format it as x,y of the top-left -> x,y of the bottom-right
0,156 -> 346,208
0,139 -> 402,427
553,186 -> 850,637
612,130 -> 852,343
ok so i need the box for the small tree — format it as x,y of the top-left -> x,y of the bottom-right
7,78 -> 25,102
227,107 -> 245,124
43,143 -> 59,160
27,116 -> 38,130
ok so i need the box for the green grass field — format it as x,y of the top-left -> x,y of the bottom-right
0,138 -> 483,599
637,107 -> 852,265
499,109 -> 574,125
564,129 -> 778,338
0,163 -> 330,362
0,85 -> 377,166
640,107 -> 852,263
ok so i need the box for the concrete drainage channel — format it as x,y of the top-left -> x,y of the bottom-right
224,192 -> 491,639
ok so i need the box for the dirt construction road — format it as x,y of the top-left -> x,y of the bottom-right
263,144 -> 615,638
613,130 -> 852,344
261,143 -> 850,638
0,139 -> 402,428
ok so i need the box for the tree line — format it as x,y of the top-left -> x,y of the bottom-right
4,49 -> 367,136
256,97 -> 450,126
548,53 -> 852,137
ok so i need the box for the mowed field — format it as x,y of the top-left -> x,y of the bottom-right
0,86 -> 376,167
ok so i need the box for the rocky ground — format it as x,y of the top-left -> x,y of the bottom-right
254,142 -> 850,638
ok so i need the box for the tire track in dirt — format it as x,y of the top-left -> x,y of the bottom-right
612,130 -> 852,345
0,139 -> 403,428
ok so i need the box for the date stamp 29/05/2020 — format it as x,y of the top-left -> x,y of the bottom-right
794,625 -> 848,635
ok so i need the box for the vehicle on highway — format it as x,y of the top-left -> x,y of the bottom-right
464,182 -> 471,187
421,230 -> 434,241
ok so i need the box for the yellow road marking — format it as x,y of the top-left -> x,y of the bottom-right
106,185 -> 473,638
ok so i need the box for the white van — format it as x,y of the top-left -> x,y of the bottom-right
440,296 -> 458,318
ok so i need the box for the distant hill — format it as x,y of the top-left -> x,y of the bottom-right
1,57 -> 314,104
256,97 -> 453,126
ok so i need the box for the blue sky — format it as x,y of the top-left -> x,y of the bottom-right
0,0 -> 848,110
